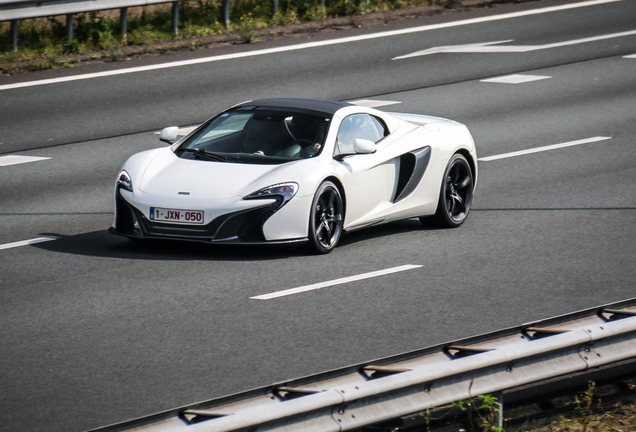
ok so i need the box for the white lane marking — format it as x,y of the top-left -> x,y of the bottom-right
480,74 -> 551,84
350,99 -> 402,108
478,136 -> 612,161
251,264 -> 422,300
394,28 -> 636,59
0,237 -> 57,251
0,155 -> 51,167
625,54 -> 636,58
0,0 -> 619,92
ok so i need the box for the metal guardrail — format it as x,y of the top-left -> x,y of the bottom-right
0,0 -> 235,51
0,0 -> 329,51
90,297 -> 636,432
1,0 -> 177,20
1,0 -> 325,51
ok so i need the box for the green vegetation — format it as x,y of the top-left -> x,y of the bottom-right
451,394 -> 505,432
519,381 -> 636,432
417,383 -> 636,432
416,394 -> 505,432
0,0 -> 441,73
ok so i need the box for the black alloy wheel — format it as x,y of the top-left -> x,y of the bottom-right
425,153 -> 474,228
308,181 -> 344,254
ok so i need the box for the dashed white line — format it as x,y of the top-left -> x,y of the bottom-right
478,136 -> 612,161
250,264 -> 423,300
0,237 -> 57,251
0,0 -> 619,91
0,155 -> 51,167
624,54 -> 636,59
350,100 -> 403,108
480,74 -> 552,84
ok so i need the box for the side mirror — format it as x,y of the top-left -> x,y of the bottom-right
159,126 -> 179,143
354,138 -> 377,154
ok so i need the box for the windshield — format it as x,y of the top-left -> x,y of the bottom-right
176,107 -> 332,164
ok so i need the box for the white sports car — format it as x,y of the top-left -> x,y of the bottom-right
110,98 -> 477,253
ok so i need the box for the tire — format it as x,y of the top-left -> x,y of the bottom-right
424,153 -> 474,228
308,181 -> 344,254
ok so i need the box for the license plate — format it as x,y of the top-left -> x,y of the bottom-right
150,207 -> 204,224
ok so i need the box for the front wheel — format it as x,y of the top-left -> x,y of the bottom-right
308,181 -> 344,254
424,153 -> 474,228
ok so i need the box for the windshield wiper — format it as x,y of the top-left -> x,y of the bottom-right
181,148 -> 228,162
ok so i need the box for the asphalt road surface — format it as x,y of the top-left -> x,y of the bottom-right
1,0 -> 635,430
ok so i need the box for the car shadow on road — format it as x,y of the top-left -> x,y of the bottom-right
32,229 -> 300,261
31,219 -> 443,260
337,218 -> 444,247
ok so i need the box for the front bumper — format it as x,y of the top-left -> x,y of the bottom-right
110,187 -> 307,244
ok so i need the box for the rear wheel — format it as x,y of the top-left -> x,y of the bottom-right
308,181 -> 344,254
423,153 -> 474,228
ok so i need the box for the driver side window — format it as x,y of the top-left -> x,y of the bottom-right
335,114 -> 388,156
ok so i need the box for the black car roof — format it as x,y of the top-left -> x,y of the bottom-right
235,98 -> 351,115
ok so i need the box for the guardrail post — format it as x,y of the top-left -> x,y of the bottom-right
66,13 -> 73,42
120,7 -> 128,40
496,391 -> 504,430
222,0 -> 230,29
10,20 -> 18,51
171,1 -> 179,36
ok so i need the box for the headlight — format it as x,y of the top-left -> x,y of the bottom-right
244,182 -> 298,206
117,170 -> 133,192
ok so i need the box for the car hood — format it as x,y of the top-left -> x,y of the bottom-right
138,149 -> 293,199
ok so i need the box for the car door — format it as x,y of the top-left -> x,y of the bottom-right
334,114 -> 405,228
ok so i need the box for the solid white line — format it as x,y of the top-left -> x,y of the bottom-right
0,155 -> 51,167
625,54 -> 636,58
478,136 -> 612,161
0,0 -> 619,91
251,264 -> 423,300
0,237 -> 57,251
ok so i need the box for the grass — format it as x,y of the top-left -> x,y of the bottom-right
519,399 -> 636,432
0,0 -> 443,73
416,383 -> 636,432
